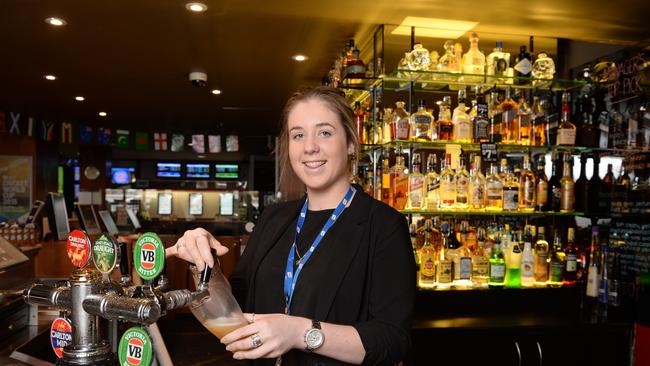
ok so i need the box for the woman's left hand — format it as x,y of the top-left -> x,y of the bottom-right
221,313 -> 309,360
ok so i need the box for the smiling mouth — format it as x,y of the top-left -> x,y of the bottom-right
303,160 -> 326,168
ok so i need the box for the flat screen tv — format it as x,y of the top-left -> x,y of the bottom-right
111,167 -> 135,185
98,210 -> 119,236
156,163 -> 182,178
186,163 -> 210,179
157,193 -> 173,215
46,193 -> 70,241
75,204 -> 101,236
214,164 -> 239,179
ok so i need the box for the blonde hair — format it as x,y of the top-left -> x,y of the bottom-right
277,86 -> 359,201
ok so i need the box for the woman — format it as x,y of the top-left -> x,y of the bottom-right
166,86 -> 415,365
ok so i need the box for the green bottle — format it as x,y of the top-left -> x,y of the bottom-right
488,236 -> 506,288
506,232 -> 523,288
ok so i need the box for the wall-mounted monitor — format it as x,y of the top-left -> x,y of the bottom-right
98,210 -> 120,236
214,164 -> 239,179
189,193 -> 203,216
75,204 -> 101,236
219,192 -> 234,216
156,163 -> 182,178
125,207 -> 141,230
157,192 -> 173,215
186,163 -> 210,179
111,167 -> 135,185
46,193 -> 70,241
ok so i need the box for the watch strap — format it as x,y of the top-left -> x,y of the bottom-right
312,319 -> 321,330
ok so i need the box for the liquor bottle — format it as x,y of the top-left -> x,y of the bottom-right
407,153 -> 425,210
411,99 -> 434,141
380,150 -> 392,206
391,101 -> 410,141
513,45 -> 533,85
440,154 -> 456,209
519,155 -> 536,212
391,154 -> 409,210
564,227 -> 579,285
485,162 -> 503,211
588,154 -> 602,214
499,87 -> 519,144
556,92 -> 577,146
578,91 -> 599,147
354,101 -> 365,144
548,152 -> 562,212
455,155 -> 470,209
425,154 -> 440,210
560,155 -> 575,213
452,90 -> 473,143
436,96 -> 454,141
410,223 -> 421,274
531,95 -> 547,146
488,235 -> 506,288
535,158 -> 550,211
502,162 -> 520,212
616,159 -> 631,190
448,223 -> 472,284
486,40 -> 510,83
521,227 -> 535,287
516,90 -> 532,145
505,237 -> 523,288
407,43 -> 433,71
344,44 -> 367,79
418,220 -> 436,288
350,159 -> 363,185
608,237 -> 622,307
501,223 -> 512,255
363,170 -> 373,197
598,245 -> 609,306
574,154 -> 589,213
548,230 -> 565,287
437,40 -> 460,75
469,156 -> 486,210
534,226 -> 549,285
472,227 -> 489,287
498,157 -> 509,181
462,32 -> 486,83
600,163 -> 615,213
585,226 -> 601,298
489,91 -> 503,143
473,87 -> 490,143
437,222 -> 453,286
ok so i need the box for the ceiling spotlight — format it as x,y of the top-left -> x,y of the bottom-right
98,112 -> 107,117
211,89 -> 222,95
75,96 -> 85,102
45,17 -> 66,26
185,2 -> 208,12
292,54 -> 308,62
44,74 -> 57,81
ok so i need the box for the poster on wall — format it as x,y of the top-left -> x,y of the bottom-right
0,155 -> 32,222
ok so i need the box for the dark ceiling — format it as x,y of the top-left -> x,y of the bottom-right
1,0 -> 648,136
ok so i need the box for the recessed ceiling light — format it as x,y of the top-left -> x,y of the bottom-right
293,54 -> 308,62
98,112 -> 107,117
185,2 -> 208,12
44,74 -> 57,81
75,96 -> 85,102
391,16 -> 479,39
211,89 -> 222,95
45,17 -> 66,26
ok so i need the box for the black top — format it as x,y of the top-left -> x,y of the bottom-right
230,187 -> 415,366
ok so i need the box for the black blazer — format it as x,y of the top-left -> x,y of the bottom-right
230,187 -> 416,366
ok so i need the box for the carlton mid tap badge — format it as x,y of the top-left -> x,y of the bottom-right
133,232 -> 164,281
67,230 -> 92,268
50,317 -> 72,358
118,327 -> 153,366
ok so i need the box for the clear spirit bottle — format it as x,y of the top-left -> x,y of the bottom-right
455,155 -> 470,209
486,40 -> 510,84
560,156 -> 575,213
531,52 -> 555,88
469,156 -> 486,210
473,87 -> 490,143
518,155 -> 536,212
557,92 -> 577,146
436,96 -> 454,141
521,227 -> 535,287
411,99 -> 434,141
461,32 -> 486,83
534,226 -> 549,285
485,163 -> 503,211
452,89 -> 473,143
407,153 -> 425,210
437,40 -> 460,80
439,153 -> 456,209
488,236 -> 506,288
407,43 -> 433,71
516,90 -> 532,145
390,101 -> 410,141
425,153 -> 440,210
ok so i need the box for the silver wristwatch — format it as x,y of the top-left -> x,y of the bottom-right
304,319 -> 324,351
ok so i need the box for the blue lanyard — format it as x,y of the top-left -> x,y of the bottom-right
283,185 -> 355,314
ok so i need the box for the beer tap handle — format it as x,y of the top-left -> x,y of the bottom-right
118,241 -> 132,286
198,249 -> 217,291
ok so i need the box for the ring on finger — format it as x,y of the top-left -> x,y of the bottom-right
177,240 -> 185,249
251,334 -> 262,348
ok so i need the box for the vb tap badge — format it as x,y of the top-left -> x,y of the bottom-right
133,232 -> 165,281
67,230 -> 92,268
93,233 -> 119,274
50,317 -> 72,358
118,326 -> 153,366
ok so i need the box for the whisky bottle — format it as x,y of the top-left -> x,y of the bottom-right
489,91 -> 503,143
354,101 -> 365,145
516,90 -> 532,145
548,230 -> 565,287
560,155 -> 575,213
563,227 -> 579,285
502,162 -> 520,212
521,227 -> 535,287
488,235 -> 506,288
436,96 -> 454,141
557,92 -> 577,146
473,87 -> 490,143
391,154 -> 409,210
535,159 -> 550,211
418,219 -> 436,288
519,155 -> 536,212
469,156 -> 486,210
499,87 -> 519,144
461,32 -> 486,83
437,222 -> 453,286
439,153 -> 456,209
472,227 -> 490,287
452,90 -> 473,143
391,101 -> 411,141
531,95 -> 547,146
485,162 -> 503,211
455,155 -> 470,209
407,153 -> 425,210
411,99 -> 434,141
505,236 -> 523,288
425,154 -> 440,210
534,226 -> 549,285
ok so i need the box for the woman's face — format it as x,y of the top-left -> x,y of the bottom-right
287,98 -> 351,194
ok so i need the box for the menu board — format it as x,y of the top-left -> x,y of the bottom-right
610,220 -> 650,278
0,155 -> 32,222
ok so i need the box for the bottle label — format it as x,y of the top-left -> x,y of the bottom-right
421,257 -> 436,277
566,254 -> 577,272
537,181 -> 548,205
522,259 -> 534,276
471,182 -> 485,206
459,257 -> 472,280
437,260 -> 453,283
561,182 -> 574,211
523,179 -> 535,207
456,123 -> 472,140
382,173 -> 391,188
474,118 -> 489,140
503,189 -> 519,210
474,257 -> 489,276
409,176 -> 424,208
490,263 -> 505,281
396,119 -> 410,140
550,262 -> 564,282
487,183 -> 502,200
514,58 -> 533,75
552,186 -> 561,205
558,128 -> 576,145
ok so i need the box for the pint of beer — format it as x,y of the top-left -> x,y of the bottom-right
203,317 -> 249,339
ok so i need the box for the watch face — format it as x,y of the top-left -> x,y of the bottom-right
305,329 -> 324,349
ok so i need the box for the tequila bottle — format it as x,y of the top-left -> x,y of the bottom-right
391,101 -> 411,141
502,163 -> 520,212
407,153 -> 425,210
516,91 -> 532,145
437,40 -> 460,79
560,156 -> 575,213
534,226 -> 549,285
461,32 -> 486,83
455,155 -> 470,209
473,86 -> 490,143
532,52 -> 555,88
439,153 -> 456,209
418,219 -> 437,288
411,99 -> 434,141
452,89 -> 473,143
548,230 -> 565,287
485,163 -> 503,211
518,155 -> 536,212
488,236 -> 506,288
500,87 -> 519,144
486,40 -> 510,83
563,227 -> 579,285
408,43 -> 432,71
425,154 -> 440,210
469,156 -> 486,210
488,91 -> 503,143
436,96 -> 454,141
521,227 -> 535,287
557,92 -> 577,146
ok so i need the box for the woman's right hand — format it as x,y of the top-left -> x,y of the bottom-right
165,228 -> 229,271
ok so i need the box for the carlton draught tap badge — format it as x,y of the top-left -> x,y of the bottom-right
50,317 -> 72,358
118,327 -> 153,366
93,233 -> 118,274
67,230 -> 92,267
133,232 -> 164,281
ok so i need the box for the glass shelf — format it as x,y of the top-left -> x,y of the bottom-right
363,140 -> 589,153
400,209 -> 584,216
382,69 -> 588,92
